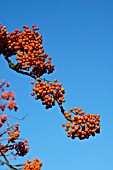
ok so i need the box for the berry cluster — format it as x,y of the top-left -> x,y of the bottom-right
0,114 -> 8,127
0,24 -> 55,77
0,140 -> 29,157
0,25 -> 8,55
6,123 -> 20,143
0,79 -> 18,111
23,158 -> 43,170
1,91 -> 15,100
15,140 -> 29,156
31,79 -> 65,109
62,107 -> 100,140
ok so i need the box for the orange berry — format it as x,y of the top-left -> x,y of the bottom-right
69,108 -> 73,112
74,107 -> 77,111
54,79 -> 57,83
62,123 -> 65,127
67,133 -> 71,137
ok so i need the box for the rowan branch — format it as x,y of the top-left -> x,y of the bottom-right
4,55 -> 36,79
3,54 -> 68,122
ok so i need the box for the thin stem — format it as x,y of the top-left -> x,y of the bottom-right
59,105 -> 72,122
8,114 -> 28,120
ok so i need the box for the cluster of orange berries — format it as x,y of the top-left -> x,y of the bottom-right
14,139 -> 29,156
0,25 -> 8,55
0,93 -> 18,111
0,140 -> 29,157
0,80 -> 18,111
0,114 -> 8,127
0,122 -> 29,157
6,123 -> 20,143
1,91 -> 15,100
62,107 -> 100,140
0,24 -> 55,77
31,78 -> 65,109
23,158 -> 43,170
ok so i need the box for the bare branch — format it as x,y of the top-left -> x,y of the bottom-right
0,151 -> 18,170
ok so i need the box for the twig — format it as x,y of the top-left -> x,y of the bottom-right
0,151 -> 18,170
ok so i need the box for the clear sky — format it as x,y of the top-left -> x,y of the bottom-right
0,0 -> 113,170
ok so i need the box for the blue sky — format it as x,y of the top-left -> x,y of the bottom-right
0,0 -> 113,169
